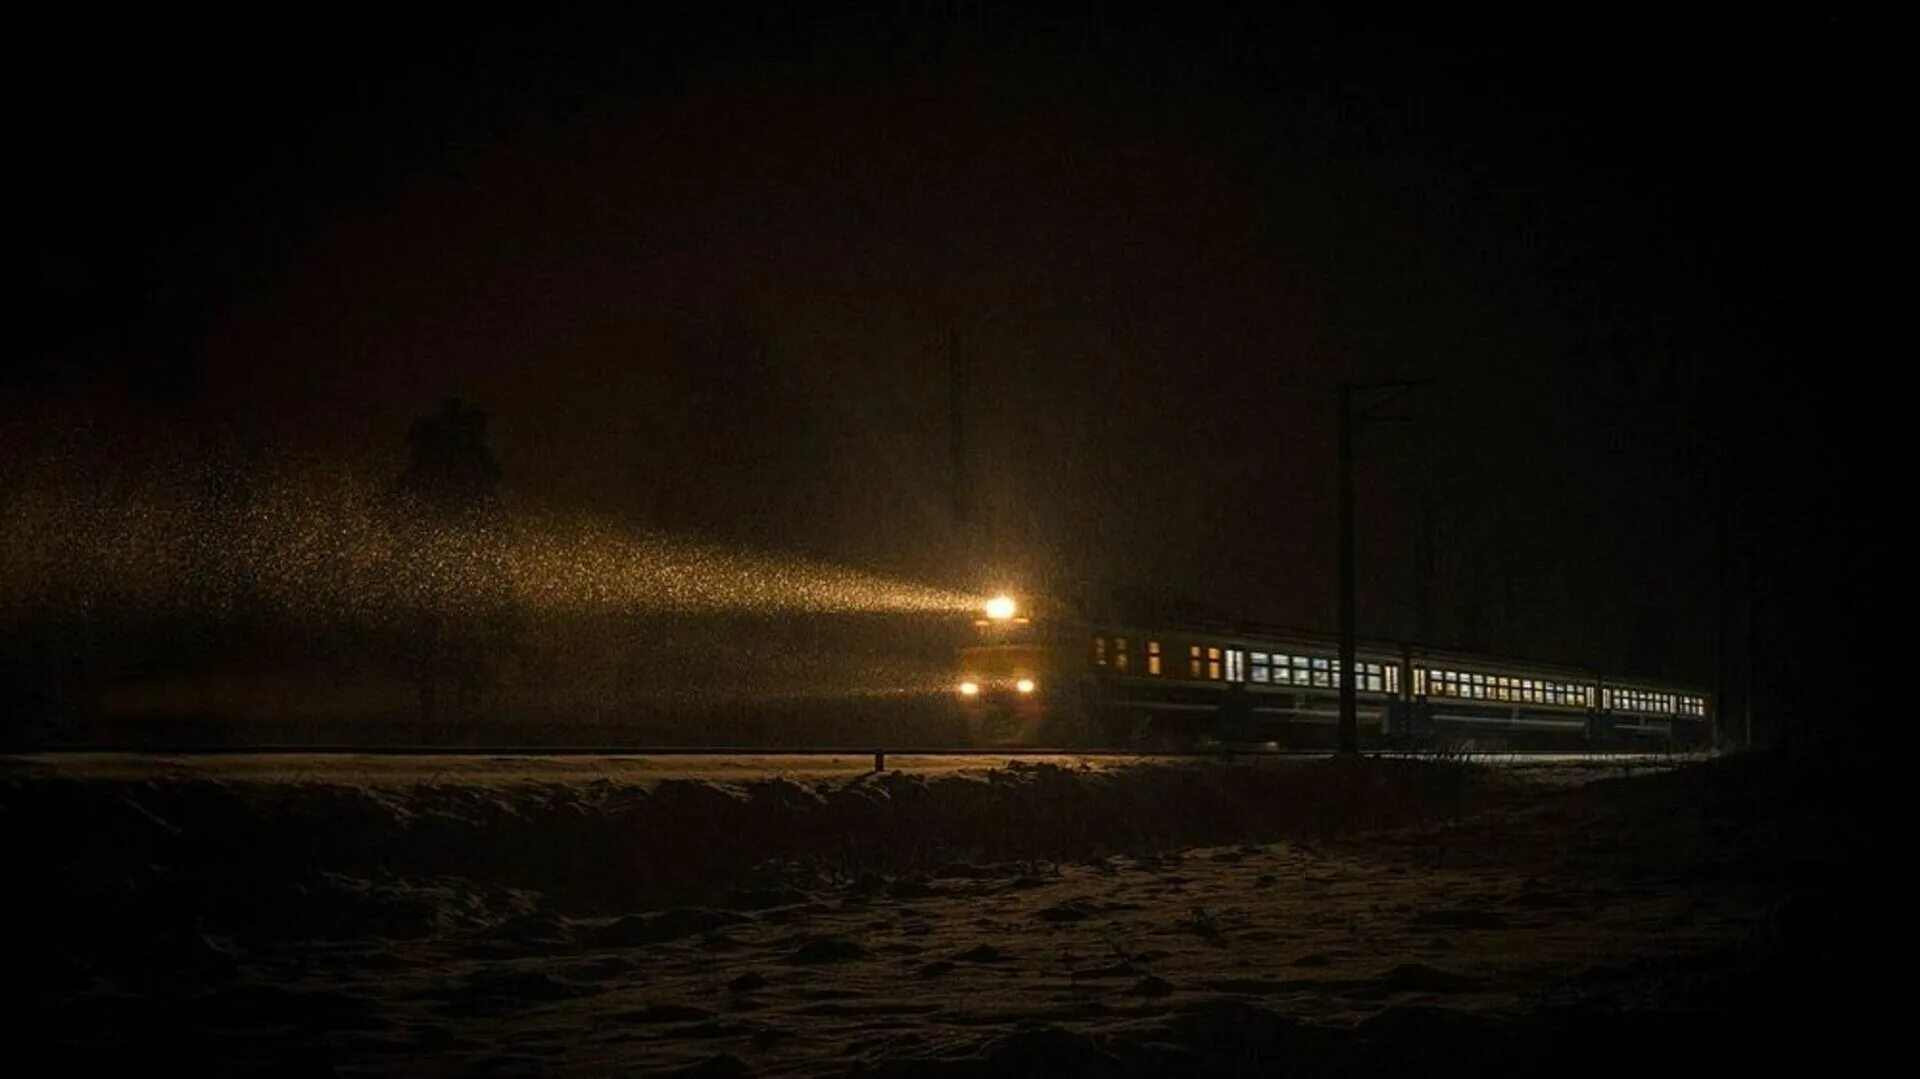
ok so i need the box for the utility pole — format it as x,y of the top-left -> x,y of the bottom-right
1714,442 -> 1730,750
949,326 -> 968,533
1415,505 -> 1435,648
1336,380 -> 1427,755
1745,549 -> 1756,749
1337,385 -> 1356,755
949,323 -> 987,587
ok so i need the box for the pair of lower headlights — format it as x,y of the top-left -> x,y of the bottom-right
958,679 -> 1035,696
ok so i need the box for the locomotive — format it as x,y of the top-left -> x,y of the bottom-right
954,593 -> 1710,750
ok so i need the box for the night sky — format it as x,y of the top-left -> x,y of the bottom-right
12,8 -> 1871,703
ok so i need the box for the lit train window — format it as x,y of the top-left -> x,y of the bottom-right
1114,638 -> 1129,672
1310,656 -> 1330,688
1189,645 -> 1203,678
1094,637 -> 1106,666
1208,647 -> 1222,680
1364,664 -> 1383,693
1386,665 -> 1399,693
1250,652 -> 1269,684
1275,655 -> 1295,685
1147,640 -> 1162,675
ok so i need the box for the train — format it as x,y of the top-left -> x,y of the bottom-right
953,594 -> 1710,751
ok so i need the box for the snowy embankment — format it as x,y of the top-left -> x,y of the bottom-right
7,753 -> 1889,1074
14,757 -> 1494,922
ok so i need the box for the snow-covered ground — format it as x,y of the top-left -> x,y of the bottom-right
2,749 -> 1696,786
6,751 -> 1877,1074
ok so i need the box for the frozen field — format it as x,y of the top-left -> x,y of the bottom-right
7,750 -> 1878,1074
2,748 -> 1697,786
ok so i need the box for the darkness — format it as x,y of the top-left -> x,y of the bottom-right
10,7 -> 1883,740
9,10 -> 1903,1075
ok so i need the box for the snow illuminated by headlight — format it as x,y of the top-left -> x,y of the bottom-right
0,464 -> 977,622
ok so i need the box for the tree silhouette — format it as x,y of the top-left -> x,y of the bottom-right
392,397 -> 513,735
400,397 -> 503,520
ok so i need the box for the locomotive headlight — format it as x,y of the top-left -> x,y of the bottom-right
958,681 -> 980,697
984,595 -> 1018,621
1016,678 -> 1036,694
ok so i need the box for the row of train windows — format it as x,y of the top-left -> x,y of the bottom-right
1246,652 -> 1397,693
1093,637 -> 1162,675
1605,688 -> 1707,716
1416,668 -> 1591,708
1092,638 -> 1704,714
1092,637 -> 1396,692
1414,669 -> 1707,716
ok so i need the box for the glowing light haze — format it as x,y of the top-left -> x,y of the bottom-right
0,464 -> 978,623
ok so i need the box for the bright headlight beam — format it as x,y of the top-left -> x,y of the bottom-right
984,594 -> 1017,620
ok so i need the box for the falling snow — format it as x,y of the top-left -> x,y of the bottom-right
1,461 -> 977,623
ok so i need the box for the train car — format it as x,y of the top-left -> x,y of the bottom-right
952,594 -> 1711,751
1402,648 -> 1601,751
